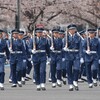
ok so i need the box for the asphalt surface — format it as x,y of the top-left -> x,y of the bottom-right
0,64 -> 100,100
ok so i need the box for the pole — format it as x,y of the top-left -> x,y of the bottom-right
15,0 -> 21,30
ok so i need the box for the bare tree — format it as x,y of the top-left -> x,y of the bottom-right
0,0 -> 100,30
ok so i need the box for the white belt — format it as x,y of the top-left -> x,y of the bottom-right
0,52 -> 5,55
35,50 -> 46,53
85,51 -> 96,54
52,50 -> 61,53
11,51 -> 22,54
64,49 -> 79,52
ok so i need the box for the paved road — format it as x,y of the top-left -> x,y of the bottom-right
0,65 -> 100,100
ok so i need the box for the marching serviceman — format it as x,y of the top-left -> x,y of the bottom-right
9,29 -> 25,87
78,30 -> 87,82
18,30 -> 27,85
59,28 -> 66,85
82,28 -> 100,88
0,30 -> 9,90
97,27 -> 100,85
50,27 -> 63,88
30,27 -> 50,91
24,35 -> 33,80
63,24 -> 82,91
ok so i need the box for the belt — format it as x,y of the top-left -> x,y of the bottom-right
11,51 -> 22,54
0,52 -> 5,55
64,49 -> 79,52
52,50 -> 61,53
35,50 -> 46,53
85,51 -> 96,54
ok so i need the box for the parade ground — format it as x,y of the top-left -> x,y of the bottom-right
0,65 -> 100,100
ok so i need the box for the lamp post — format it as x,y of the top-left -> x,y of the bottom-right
15,0 -> 21,30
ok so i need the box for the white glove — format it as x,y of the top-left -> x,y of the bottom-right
48,58 -> 51,62
80,58 -> 84,64
31,50 -> 36,54
86,50 -> 90,55
6,59 -> 9,64
50,46 -> 54,51
9,47 -> 13,53
62,58 -> 65,61
46,61 -> 50,65
28,58 -> 31,61
63,47 -> 68,51
31,61 -> 33,65
23,60 -> 26,63
98,59 -> 100,64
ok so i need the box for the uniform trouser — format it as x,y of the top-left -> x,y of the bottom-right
50,60 -> 62,83
9,68 -> 12,80
97,64 -> 100,81
79,63 -> 86,79
26,59 -> 32,75
85,61 -> 98,84
0,72 -> 5,83
10,60 -> 22,84
33,69 -> 36,80
0,57 -> 5,83
66,59 -> 80,85
33,60 -> 46,85
21,60 -> 27,78
62,60 -> 66,78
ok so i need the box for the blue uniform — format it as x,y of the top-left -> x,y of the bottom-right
30,37 -> 50,85
61,50 -> 66,78
79,39 -> 86,79
25,38 -> 32,76
9,38 -> 25,84
50,37 -> 63,83
82,37 -> 100,84
63,33 -> 81,85
0,39 -> 9,83
97,37 -> 100,82
21,38 -> 27,80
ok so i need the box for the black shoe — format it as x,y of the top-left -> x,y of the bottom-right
26,75 -> 32,80
0,87 -> 4,90
18,84 -> 22,87
9,79 -> 12,83
74,86 -> 79,91
37,88 -> 41,91
52,83 -> 56,88
57,83 -> 62,87
89,85 -> 93,88
41,87 -> 46,91
69,88 -> 73,91
52,85 -> 56,88
94,83 -> 97,87
25,78 -> 29,81
22,81 -> 25,85
63,81 -> 66,85
48,78 -> 52,82
11,84 -> 17,87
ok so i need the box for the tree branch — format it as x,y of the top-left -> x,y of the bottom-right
47,10 -> 62,21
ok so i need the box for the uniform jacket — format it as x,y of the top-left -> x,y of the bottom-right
82,37 -> 100,62
63,33 -> 82,60
30,37 -> 50,62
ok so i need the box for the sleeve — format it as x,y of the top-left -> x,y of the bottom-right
46,39 -> 50,58
79,39 -> 84,58
97,38 -> 100,59
5,40 -> 10,60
